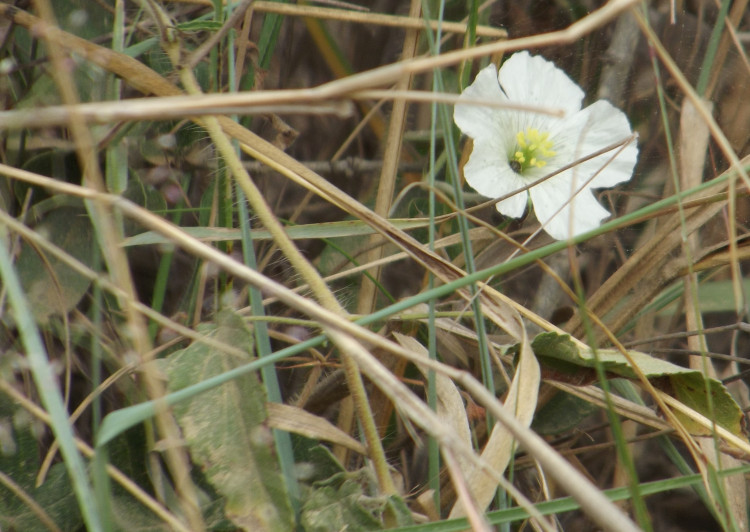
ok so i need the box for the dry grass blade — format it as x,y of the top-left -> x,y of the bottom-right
250,1 -> 507,38
1,2 -> 524,336
23,0 -> 203,528
0,1 -> 638,339
356,0 -> 421,317
565,164 -> 739,341
0,163 -> 641,530
547,382 -> 671,431
449,327 -> 540,518
678,95 -> 748,530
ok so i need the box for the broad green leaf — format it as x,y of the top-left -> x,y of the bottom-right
164,310 -> 293,532
109,495 -> 170,532
122,180 -> 168,237
0,400 -> 82,531
293,442 -> 412,530
15,207 -> 94,323
532,390 -> 598,435
532,333 -> 746,440
300,470 -> 412,532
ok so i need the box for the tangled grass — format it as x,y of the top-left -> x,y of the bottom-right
1,0 -> 749,530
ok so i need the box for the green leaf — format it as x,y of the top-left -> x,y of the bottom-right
532,390 -> 598,435
15,207 -> 94,323
655,279 -> 750,316
176,20 -> 224,32
0,400 -> 83,531
391,465 -> 750,531
532,332 -> 747,440
300,469 -> 412,531
163,310 -> 293,532
122,219 -> 430,247
109,495 -> 170,532
123,37 -> 159,59
291,441 -> 412,530
122,180 -> 168,237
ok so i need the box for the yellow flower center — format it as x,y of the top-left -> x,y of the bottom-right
510,128 -> 557,173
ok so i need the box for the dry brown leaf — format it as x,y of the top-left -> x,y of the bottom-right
680,98 -> 713,190
266,402 -> 367,455
393,333 -> 473,457
449,325 -> 540,517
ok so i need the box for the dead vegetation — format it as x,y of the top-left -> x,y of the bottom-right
0,0 -> 749,531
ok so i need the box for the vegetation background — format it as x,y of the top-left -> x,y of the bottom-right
0,0 -> 749,530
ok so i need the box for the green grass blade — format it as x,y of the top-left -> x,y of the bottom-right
97,162 -> 750,447
696,0 -> 732,96
0,235 -> 103,532
392,465 -> 750,531
237,184 -> 301,519
123,218 -> 432,246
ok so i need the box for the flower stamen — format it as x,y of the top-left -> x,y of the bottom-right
509,127 -> 556,173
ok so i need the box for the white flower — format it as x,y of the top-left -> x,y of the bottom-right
454,51 -> 638,240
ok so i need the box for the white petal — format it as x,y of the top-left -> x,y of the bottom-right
555,100 -> 638,189
530,176 -> 612,240
454,64 -> 508,141
495,192 -> 529,219
463,140 -> 529,218
498,52 -> 584,117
